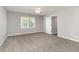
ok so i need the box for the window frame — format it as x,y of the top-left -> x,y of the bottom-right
20,16 -> 36,29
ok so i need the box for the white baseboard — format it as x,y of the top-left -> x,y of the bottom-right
8,32 -> 43,36
58,35 -> 79,43
0,35 -> 7,47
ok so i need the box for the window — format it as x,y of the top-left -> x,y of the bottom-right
21,16 -> 35,29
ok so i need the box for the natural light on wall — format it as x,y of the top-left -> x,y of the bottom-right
21,16 -> 35,29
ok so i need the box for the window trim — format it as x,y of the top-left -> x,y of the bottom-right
20,16 -> 36,29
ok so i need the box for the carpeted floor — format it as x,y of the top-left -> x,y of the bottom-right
0,32 -> 79,52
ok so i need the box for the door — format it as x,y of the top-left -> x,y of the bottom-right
51,16 -> 57,35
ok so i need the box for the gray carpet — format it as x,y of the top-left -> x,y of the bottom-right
0,32 -> 79,52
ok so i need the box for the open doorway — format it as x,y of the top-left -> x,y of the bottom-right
51,16 -> 57,36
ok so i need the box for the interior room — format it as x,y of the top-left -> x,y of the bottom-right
0,6 -> 79,52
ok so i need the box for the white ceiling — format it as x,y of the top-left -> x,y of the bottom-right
5,6 -> 70,16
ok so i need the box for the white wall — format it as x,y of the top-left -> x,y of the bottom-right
43,15 -> 56,34
7,12 -> 43,36
44,7 -> 79,42
45,16 -> 52,34
0,7 -> 7,46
